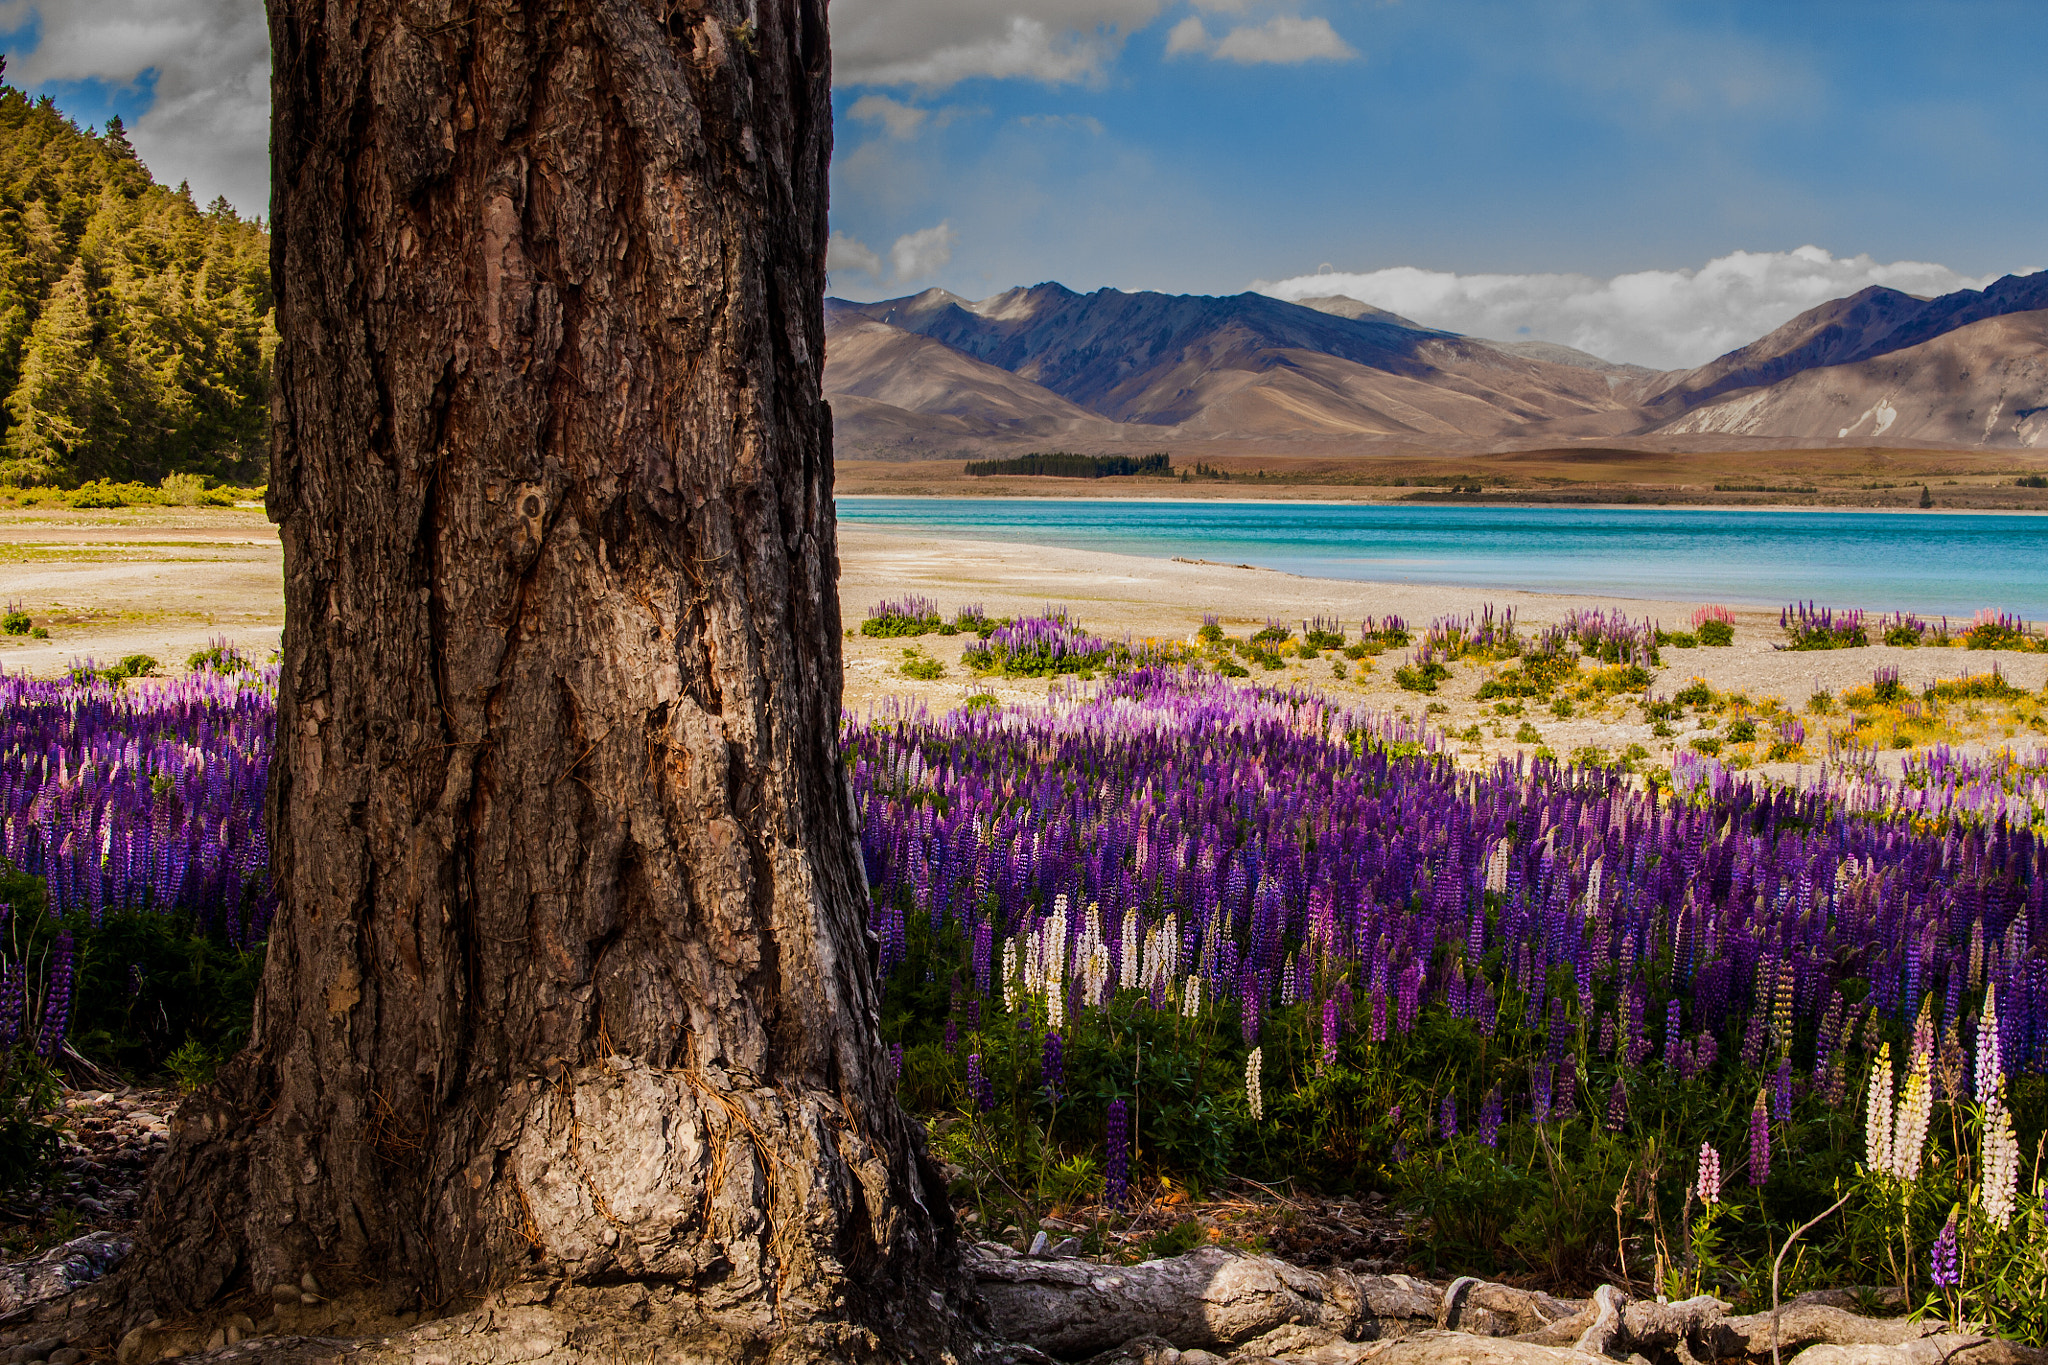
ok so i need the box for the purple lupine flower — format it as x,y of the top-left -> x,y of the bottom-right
967,1053 -> 997,1112
1748,1091 -> 1771,1186
1772,1057 -> 1793,1123
1663,1000 -> 1682,1067
1439,1092 -> 1458,1140
1605,1078 -> 1628,1131
887,1042 -> 904,1083
1320,997 -> 1338,1070
34,931 -> 75,1060
1105,1099 -> 1130,1208
1929,1212 -> 1959,1288
1041,1032 -> 1064,1101
943,1017 -> 958,1055
1478,1087 -> 1503,1148
1529,1064 -> 1552,1124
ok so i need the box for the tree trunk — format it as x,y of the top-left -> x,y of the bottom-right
131,0 -> 968,1356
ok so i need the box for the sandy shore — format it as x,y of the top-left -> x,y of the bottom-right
837,525 -> 2048,777
0,508 -> 283,676
2,508 -> 2040,781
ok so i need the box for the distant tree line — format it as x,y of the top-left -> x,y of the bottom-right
963,451 -> 1172,479
0,62 -> 274,488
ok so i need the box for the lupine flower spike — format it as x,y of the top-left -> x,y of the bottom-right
1929,1211 -> 1960,1289
1697,1143 -> 1722,1205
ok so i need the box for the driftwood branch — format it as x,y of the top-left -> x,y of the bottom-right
965,1242 -> 2048,1365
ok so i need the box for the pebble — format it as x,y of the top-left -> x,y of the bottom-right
1028,1231 -> 1050,1257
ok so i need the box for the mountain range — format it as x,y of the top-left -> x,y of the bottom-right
824,271 -> 2048,456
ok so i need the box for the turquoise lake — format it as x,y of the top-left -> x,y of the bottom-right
835,498 -> 2048,618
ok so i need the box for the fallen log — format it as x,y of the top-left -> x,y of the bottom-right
968,1242 -> 2047,1365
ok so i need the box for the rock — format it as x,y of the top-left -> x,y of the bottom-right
0,1232 -> 133,1317
48,1350 -> 82,1365
271,1283 -> 301,1304
114,1327 -> 150,1365
301,1270 -> 323,1295
1052,1238 -> 1084,1258
1028,1231 -> 1050,1257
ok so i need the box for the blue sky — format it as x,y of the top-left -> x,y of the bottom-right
7,0 -> 2043,365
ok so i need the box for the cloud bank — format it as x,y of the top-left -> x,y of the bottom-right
832,1 -> 1166,89
1170,15 -> 1356,65
829,222 -> 958,290
1257,247 -> 2015,369
0,0 -> 269,216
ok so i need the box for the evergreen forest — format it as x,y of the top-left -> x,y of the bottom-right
0,60 -> 273,488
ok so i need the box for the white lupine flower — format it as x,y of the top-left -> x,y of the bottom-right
1183,974 -> 1202,1018
1981,1080 -> 2020,1228
1865,1042 -> 1895,1176
1891,1050 -> 1934,1183
1485,840 -> 1510,895
1584,857 -> 1603,911
1246,1047 -> 1264,1120
1121,911 -> 1141,991
1976,984 -> 2003,1108
1002,939 -> 1021,1014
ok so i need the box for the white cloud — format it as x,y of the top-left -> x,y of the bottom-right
1212,16 -> 1355,65
1,0 -> 269,216
828,222 -> 957,289
827,232 -> 886,280
1165,17 -> 1212,56
1163,10 -> 1356,66
890,221 -> 958,282
1256,247 -> 2012,370
848,94 -> 931,140
833,1 -> 1167,89
1016,113 -> 1106,135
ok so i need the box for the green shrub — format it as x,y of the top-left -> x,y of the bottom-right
1674,679 -> 1716,708
1724,718 -> 1757,743
1689,735 -> 1723,756
1215,658 -> 1249,678
0,605 -> 28,635
1395,661 -> 1451,693
1697,620 -> 1734,647
899,649 -> 945,680
1515,721 -> 1542,744
1476,653 -> 1576,700
1656,630 -> 1698,649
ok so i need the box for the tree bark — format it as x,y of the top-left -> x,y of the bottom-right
129,0 -> 969,1356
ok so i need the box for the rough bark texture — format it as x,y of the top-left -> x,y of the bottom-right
127,0 -> 969,1357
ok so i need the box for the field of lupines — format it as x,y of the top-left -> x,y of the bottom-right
0,660 -> 273,1089
1,599 -> 2046,1327
851,663 -> 2048,1329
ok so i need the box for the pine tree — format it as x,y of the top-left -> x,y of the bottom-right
2,258 -> 123,482
0,77 -> 273,484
